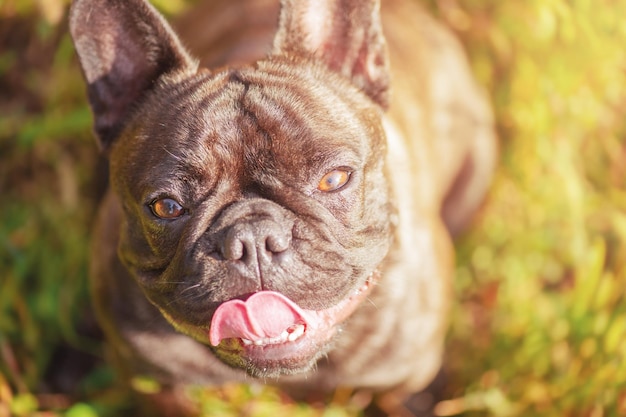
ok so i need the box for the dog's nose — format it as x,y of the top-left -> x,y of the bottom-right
221,219 -> 292,265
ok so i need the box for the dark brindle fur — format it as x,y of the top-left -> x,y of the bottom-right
70,0 -> 495,412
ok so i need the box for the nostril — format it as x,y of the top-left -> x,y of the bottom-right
222,238 -> 244,261
265,234 -> 290,254
222,227 -> 255,261
219,220 -> 292,264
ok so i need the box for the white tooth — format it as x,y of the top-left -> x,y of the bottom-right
241,327 -> 306,347
288,324 -> 305,341
269,336 -> 280,344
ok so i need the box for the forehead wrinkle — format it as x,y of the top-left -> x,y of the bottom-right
249,58 -> 372,129
240,79 -> 368,178
188,74 -> 248,174
130,72 -> 250,199
240,102 -> 281,190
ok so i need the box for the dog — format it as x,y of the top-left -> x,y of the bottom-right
69,0 -> 495,412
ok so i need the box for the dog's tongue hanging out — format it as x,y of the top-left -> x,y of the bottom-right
209,291 -> 312,346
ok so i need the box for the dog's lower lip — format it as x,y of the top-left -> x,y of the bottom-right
217,274 -> 375,351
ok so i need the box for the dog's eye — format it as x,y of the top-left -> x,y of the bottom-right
150,198 -> 186,219
318,169 -> 351,192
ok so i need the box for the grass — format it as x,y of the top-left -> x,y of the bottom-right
1,0 -> 626,416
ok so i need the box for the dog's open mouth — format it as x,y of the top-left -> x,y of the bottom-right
210,277 -> 373,347
209,292 -> 312,347
207,274 -> 376,375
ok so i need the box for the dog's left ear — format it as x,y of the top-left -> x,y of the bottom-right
273,0 -> 389,108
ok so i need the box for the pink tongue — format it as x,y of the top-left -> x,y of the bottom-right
209,291 -> 310,346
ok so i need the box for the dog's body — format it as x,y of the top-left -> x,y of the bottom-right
70,0 -> 495,407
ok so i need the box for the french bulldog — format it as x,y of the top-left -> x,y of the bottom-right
69,0 -> 495,412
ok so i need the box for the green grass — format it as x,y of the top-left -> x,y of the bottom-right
1,0 -> 625,416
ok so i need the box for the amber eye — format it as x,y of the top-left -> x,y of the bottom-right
149,198 -> 186,219
318,169 -> 352,192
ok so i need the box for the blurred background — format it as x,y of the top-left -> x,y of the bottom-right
1,0 -> 625,416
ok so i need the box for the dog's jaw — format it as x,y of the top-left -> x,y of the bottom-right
157,271 -> 378,377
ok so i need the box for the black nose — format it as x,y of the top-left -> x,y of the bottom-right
221,219 -> 292,265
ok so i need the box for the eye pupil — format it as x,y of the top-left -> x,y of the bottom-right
318,169 -> 351,192
151,198 -> 185,219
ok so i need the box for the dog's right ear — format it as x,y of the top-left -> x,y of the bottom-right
70,0 -> 197,152
272,0 -> 389,108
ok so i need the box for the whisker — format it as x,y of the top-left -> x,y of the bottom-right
166,283 -> 208,307
179,283 -> 203,295
365,296 -> 378,310
162,145 -> 184,162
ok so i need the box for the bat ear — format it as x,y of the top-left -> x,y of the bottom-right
272,0 -> 390,108
70,0 -> 197,151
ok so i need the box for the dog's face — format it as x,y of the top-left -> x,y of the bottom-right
71,0 -> 393,377
111,61 -> 392,375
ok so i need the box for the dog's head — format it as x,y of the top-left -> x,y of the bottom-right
71,0 -> 394,377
